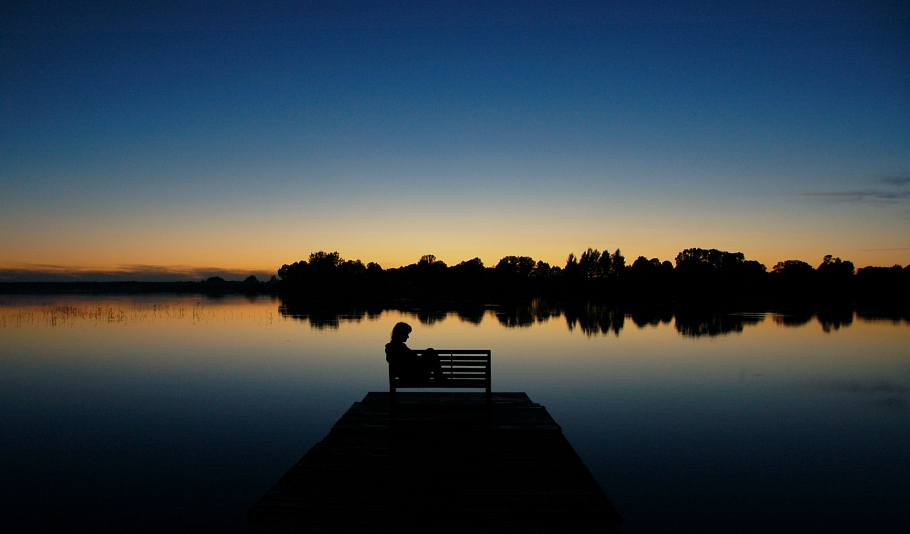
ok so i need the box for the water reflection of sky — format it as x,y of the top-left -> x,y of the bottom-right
1,294 -> 908,532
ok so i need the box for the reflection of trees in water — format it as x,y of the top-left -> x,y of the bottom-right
278,298 -> 473,329
455,306 -> 487,324
630,307 -> 674,328
771,307 -> 910,332
674,311 -> 764,338
816,307 -> 854,333
856,308 -> 910,325
277,295 -> 900,336
564,303 -> 624,337
772,307 -> 859,332
278,301 -> 383,330
772,309 -> 814,327
495,299 -> 562,328
414,308 -> 448,325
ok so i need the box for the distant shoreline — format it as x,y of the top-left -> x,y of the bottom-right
0,281 -> 278,295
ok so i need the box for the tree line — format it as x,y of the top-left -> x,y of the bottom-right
276,248 -> 910,305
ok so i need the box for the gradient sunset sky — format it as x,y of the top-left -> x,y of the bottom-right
2,1 -> 908,281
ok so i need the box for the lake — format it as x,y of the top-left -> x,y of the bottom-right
1,293 -> 908,533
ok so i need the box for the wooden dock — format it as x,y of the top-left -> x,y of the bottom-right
248,392 -> 622,533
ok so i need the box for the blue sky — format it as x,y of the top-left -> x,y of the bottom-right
2,1 -> 908,280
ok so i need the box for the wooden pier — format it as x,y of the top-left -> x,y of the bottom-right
248,392 -> 622,533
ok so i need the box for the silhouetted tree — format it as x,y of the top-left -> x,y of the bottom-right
853,264 -> 907,305
450,257 -> 486,283
597,250 -> 613,276
278,251 -> 381,299
446,257 -> 483,281
771,259 -> 814,279
418,254 -> 439,266
817,255 -> 855,279
277,260 -> 306,281
495,256 -> 536,278
579,248 -> 602,278
675,248 -> 761,274
631,256 -> 658,275
610,249 -> 625,274
767,259 -> 819,304
530,260 -> 553,277
456,257 -> 484,270
671,248 -> 767,303
398,255 -> 445,279
339,259 -> 366,276
563,253 -> 580,279
856,264 -> 902,279
309,251 -> 344,270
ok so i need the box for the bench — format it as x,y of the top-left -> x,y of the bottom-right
389,349 -> 491,404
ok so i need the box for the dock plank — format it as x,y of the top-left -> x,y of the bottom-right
248,392 -> 622,533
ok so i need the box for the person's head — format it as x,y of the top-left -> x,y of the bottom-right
390,322 -> 412,343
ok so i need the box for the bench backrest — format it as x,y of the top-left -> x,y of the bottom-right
390,349 -> 491,386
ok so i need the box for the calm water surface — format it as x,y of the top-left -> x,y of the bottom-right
1,294 -> 908,533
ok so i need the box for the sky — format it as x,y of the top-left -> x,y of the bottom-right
1,1 -> 909,281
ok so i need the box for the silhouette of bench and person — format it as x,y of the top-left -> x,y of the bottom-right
385,322 -> 447,383
385,322 -> 493,404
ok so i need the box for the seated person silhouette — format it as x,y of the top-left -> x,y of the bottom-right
385,322 -> 447,382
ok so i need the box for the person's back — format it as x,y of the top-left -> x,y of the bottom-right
385,339 -> 418,380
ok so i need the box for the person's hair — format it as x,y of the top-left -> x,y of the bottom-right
390,322 -> 412,342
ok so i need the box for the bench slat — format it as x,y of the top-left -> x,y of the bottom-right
395,379 -> 489,384
414,349 -> 493,354
414,354 -> 490,357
